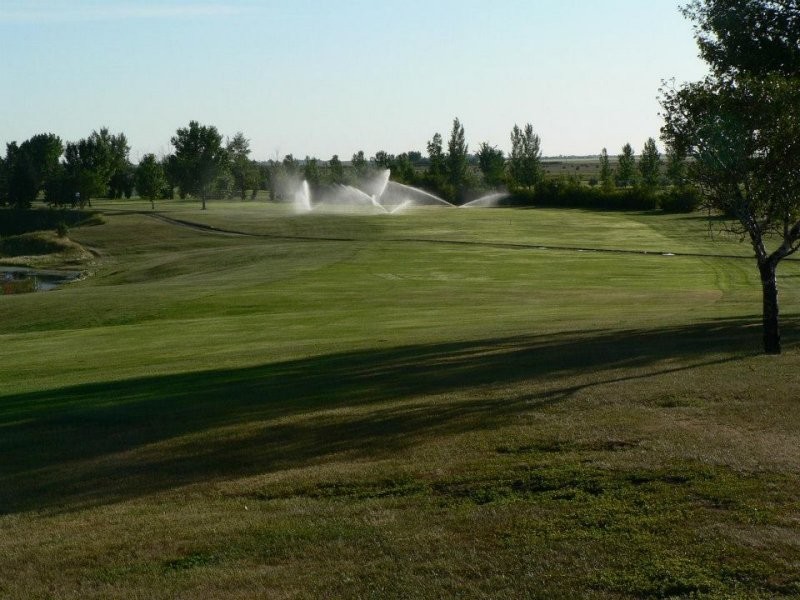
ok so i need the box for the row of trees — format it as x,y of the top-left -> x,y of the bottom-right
0,123 -> 266,210
370,123 -> 684,203
2,118 -> 685,210
596,139 -> 686,190
365,119 -> 544,203
0,129 -> 131,209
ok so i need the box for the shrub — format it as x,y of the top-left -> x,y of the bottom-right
660,188 -> 702,213
506,180 -> 659,211
0,208 -> 96,236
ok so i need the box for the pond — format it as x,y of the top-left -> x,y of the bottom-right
1,267 -> 81,295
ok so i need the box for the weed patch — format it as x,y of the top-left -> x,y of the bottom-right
497,438 -> 640,454
252,476 -> 427,502
162,552 -> 220,572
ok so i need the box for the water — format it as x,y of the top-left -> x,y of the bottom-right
293,180 -> 312,213
379,180 -> 455,211
291,169 -> 455,214
361,169 -> 391,201
389,199 -> 414,214
461,192 -> 510,208
1,267 -> 80,294
320,185 -> 388,213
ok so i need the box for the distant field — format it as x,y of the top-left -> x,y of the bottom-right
541,156 -> 604,181
1,201 -> 799,599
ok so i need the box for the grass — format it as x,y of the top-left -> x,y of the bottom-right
1,200 -> 800,598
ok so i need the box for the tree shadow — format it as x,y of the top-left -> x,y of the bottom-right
0,316 -> 793,514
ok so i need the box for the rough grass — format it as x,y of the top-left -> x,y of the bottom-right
1,202 -> 799,599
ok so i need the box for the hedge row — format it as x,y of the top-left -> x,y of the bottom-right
0,208 -> 96,236
502,183 -> 702,213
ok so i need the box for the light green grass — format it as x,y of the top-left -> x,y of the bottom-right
1,203 -> 799,599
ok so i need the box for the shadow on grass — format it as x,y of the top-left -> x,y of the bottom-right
0,316 -> 792,514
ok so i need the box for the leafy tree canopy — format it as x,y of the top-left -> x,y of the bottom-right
170,121 -> 227,209
508,124 -> 542,190
615,143 -> 637,188
2,133 -> 63,208
476,142 -> 506,189
446,117 -> 469,190
638,137 -> 662,189
661,0 -> 800,353
135,153 -> 166,209
684,0 -> 800,77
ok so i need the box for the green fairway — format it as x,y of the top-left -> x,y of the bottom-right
2,203 -> 800,599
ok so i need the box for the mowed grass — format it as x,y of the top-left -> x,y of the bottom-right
2,202 -> 800,599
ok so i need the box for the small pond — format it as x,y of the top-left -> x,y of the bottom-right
1,267 -> 81,295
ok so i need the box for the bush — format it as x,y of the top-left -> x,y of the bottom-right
506,180 -> 659,211
55,221 -> 69,237
660,188 -> 702,213
0,208 -> 96,236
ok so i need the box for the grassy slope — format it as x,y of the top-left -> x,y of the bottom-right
1,202 -> 799,599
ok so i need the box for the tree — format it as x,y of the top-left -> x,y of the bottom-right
62,127 -> 130,206
108,162 -> 134,199
508,123 -> 542,189
227,132 -> 258,200
446,117 -> 469,191
104,130 -> 132,198
3,134 -> 63,208
615,143 -> 637,187
476,142 -> 506,188
664,145 -> 687,187
135,154 -> 166,209
685,0 -> 800,77
638,137 -> 662,190
374,150 -> 393,170
256,163 -> 270,199
351,150 -> 369,178
282,154 -> 299,175
327,154 -> 345,184
599,147 -> 614,191
303,156 -> 321,188
661,0 -> 800,354
426,133 -> 446,181
170,121 -> 227,210
391,153 -> 416,184
267,160 -> 287,200
162,155 -> 179,199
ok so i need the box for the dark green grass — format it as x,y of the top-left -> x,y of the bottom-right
0,318 -> 773,513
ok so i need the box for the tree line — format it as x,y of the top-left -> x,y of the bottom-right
0,123 -> 268,210
363,121 -> 689,208
1,117 -> 688,211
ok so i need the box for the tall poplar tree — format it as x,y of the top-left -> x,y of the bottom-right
508,123 -> 542,189
599,147 -> 614,190
638,137 -> 662,190
615,143 -> 636,187
446,117 -> 468,190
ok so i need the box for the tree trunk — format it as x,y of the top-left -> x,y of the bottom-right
201,191 -> 207,211
760,261 -> 781,354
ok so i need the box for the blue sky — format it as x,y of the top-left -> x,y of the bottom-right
0,0 -> 708,161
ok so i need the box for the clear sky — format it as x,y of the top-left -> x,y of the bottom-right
0,0 -> 708,161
